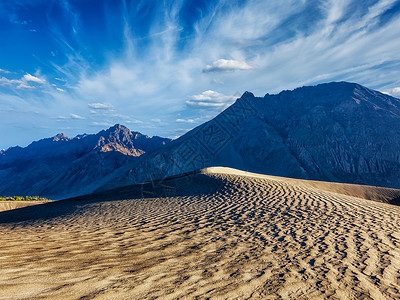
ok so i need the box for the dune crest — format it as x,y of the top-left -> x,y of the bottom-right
205,167 -> 400,205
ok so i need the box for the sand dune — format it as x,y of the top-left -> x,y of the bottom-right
207,167 -> 400,205
1,167 -> 400,299
0,201 -> 49,213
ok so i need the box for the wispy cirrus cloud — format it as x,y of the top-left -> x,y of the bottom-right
91,121 -> 114,127
88,103 -> 114,110
0,73 -> 46,89
388,87 -> 400,98
0,77 -> 33,89
176,117 -> 205,124
70,113 -> 84,119
23,74 -> 46,84
1,0 -> 400,148
203,59 -> 253,73
176,118 -> 196,123
186,90 -> 237,109
56,113 -> 85,120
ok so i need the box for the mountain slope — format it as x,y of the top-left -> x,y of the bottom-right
101,82 -> 400,191
0,124 -> 170,199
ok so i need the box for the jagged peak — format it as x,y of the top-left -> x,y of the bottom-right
104,124 -> 131,133
241,91 -> 255,99
110,123 -> 127,130
98,124 -> 134,139
232,91 -> 256,106
52,133 -> 70,141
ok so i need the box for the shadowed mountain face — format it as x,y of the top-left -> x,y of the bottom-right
101,82 -> 400,191
0,125 -> 171,199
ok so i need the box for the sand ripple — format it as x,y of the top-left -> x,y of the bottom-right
0,168 -> 400,299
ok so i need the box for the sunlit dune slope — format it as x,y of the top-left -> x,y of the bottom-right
0,167 -> 400,299
0,201 -> 48,213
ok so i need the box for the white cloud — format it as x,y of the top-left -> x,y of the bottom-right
203,59 -> 253,73
185,101 -> 226,108
56,113 -> 85,120
211,78 -> 224,85
70,113 -> 84,119
0,69 -> 11,74
0,77 -> 20,86
23,74 -> 46,84
88,102 -> 114,110
76,64 -> 159,100
0,77 -> 34,89
0,73 -> 48,90
126,119 -> 144,124
91,121 -> 114,127
388,87 -> 400,98
191,90 -> 236,101
17,83 -> 35,89
186,90 -> 237,109
176,118 -> 195,123
56,87 -> 65,92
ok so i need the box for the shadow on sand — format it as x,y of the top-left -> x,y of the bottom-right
0,171 -> 221,224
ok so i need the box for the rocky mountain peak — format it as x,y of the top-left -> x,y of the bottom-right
96,124 -> 138,153
236,91 -> 255,104
241,91 -> 255,98
108,123 -> 130,132
52,133 -> 71,142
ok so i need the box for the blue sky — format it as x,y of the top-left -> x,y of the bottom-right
1,0 -> 400,149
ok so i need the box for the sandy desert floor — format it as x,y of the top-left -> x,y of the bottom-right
0,201 -> 50,213
0,167 -> 400,299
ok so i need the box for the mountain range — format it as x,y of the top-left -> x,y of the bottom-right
99,81 -> 400,192
0,125 -> 170,199
1,81 -> 400,199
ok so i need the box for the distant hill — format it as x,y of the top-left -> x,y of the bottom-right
99,82 -> 400,191
0,124 -> 171,199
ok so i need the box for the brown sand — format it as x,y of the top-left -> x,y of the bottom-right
0,201 -> 49,213
0,167 -> 400,299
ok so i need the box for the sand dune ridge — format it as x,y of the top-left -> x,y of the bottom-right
0,167 -> 400,299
